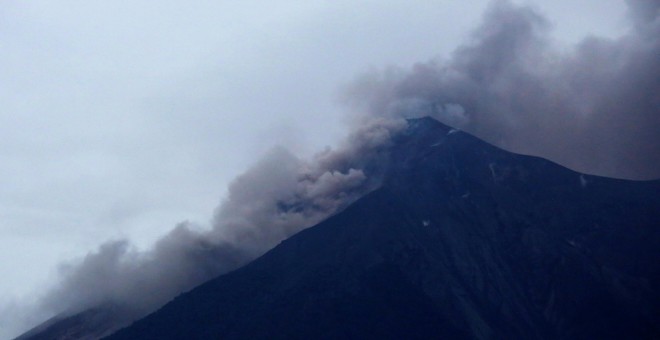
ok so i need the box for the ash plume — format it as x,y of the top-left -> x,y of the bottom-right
19,0 -> 659,337
346,0 -> 659,179
34,118 -> 405,325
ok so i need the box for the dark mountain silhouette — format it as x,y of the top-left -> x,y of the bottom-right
19,117 -> 660,339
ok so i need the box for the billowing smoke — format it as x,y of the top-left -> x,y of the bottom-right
35,118 -> 406,325
346,0 -> 659,179
22,0 -> 658,336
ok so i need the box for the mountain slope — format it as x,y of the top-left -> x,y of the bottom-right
15,305 -> 131,340
104,117 -> 660,339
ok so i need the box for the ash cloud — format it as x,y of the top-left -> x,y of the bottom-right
21,0 -> 659,337
34,118 -> 405,328
346,0 -> 659,179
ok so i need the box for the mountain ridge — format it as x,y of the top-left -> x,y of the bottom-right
105,117 -> 660,339
18,117 -> 660,339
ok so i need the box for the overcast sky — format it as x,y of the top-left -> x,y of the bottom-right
0,1 -> 628,338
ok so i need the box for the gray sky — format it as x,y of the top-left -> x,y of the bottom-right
0,1 -> 628,338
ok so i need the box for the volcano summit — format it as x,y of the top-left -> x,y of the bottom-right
20,117 -> 660,339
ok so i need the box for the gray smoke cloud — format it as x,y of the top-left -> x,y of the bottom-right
33,118 -> 406,327
346,0 -> 659,179
21,0 -> 658,336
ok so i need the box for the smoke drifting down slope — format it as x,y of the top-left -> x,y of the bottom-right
35,119 -> 406,325
20,0 -> 659,337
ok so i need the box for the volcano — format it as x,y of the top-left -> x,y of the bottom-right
18,117 -> 660,339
